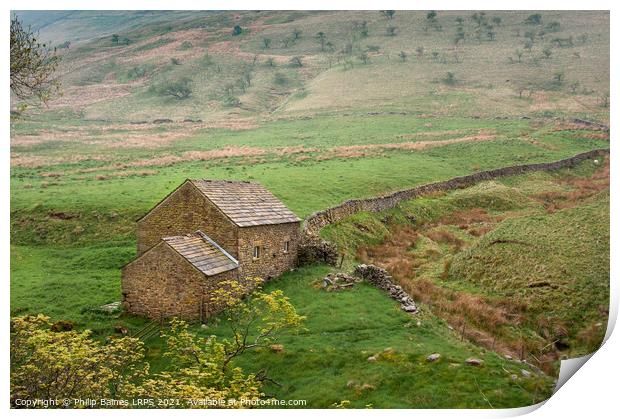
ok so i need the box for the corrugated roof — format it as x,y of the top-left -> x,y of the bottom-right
190,179 -> 301,227
164,231 -> 239,276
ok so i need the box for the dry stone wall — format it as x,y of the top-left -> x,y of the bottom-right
303,149 -> 609,236
354,264 -> 417,313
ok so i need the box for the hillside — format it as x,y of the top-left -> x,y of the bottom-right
9,10 -> 610,409
12,10 -> 609,122
323,157 -> 609,373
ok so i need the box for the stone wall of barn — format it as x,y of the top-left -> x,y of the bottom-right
237,222 -> 301,279
303,148 -> 610,236
136,181 -> 239,257
121,242 -> 240,320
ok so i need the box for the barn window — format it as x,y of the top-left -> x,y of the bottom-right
253,246 -> 260,259
283,241 -> 290,253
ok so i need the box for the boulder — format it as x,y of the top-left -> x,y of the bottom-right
427,353 -> 441,362
270,344 -> 284,353
465,358 -> 484,366
402,304 -> 417,313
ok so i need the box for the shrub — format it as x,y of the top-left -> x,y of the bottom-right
179,41 -> 193,50
442,71 -> 457,85
10,314 -> 147,406
153,77 -> 192,99
290,56 -> 303,67
274,71 -> 288,86
524,13 -> 542,25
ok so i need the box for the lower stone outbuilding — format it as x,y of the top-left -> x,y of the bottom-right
122,231 -> 243,321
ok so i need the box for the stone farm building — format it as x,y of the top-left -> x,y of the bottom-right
121,179 -> 301,320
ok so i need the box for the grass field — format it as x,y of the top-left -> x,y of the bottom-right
10,10 -> 609,409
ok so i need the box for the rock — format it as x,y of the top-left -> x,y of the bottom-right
99,301 -> 122,314
346,380 -> 358,388
270,344 -> 284,353
465,358 -> 484,366
511,374 -> 518,381
402,304 -> 417,313
427,353 -> 441,362
521,369 -> 532,377
504,355 -> 513,360
200,324 -> 209,329
416,321 -> 422,327
367,355 -> 377,363
114,325 -> 129,335
360,383 -> 376,391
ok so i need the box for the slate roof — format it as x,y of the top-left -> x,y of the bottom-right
190,179 -> 301,227
163,231 -> 239,276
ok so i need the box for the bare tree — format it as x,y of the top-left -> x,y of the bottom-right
10,15 -> 61,105
515,49 -> 524,63
316,32 -> 327,51
358,52 -> 370,64
290,56 -> 303,67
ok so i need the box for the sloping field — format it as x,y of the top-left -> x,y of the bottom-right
323,157 -> 609,373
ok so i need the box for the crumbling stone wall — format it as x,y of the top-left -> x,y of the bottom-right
355,264 -> 417,313
237,222 -> 301,279
298,234 -> 340,266
121,241 -> 240,320
136,181 -> 239,256
303,149 -> 609,235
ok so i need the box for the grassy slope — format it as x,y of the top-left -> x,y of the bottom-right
322,158 -> 609,368
17,11 -> 218,44
210,265 -> 553,408
12,10 -> 609,123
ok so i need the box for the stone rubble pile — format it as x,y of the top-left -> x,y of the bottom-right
354,264 -> 418,313
321,272 -> 361,292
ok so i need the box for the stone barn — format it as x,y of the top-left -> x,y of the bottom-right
122,179 -> 301,320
